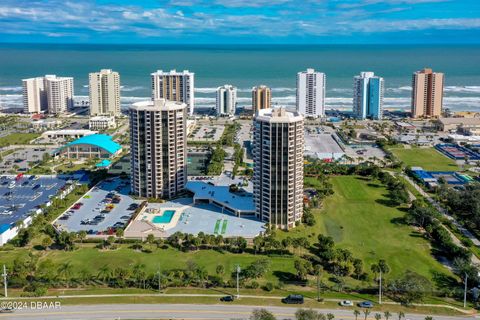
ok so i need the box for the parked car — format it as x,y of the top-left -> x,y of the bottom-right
358,301 -> 374,308
220,295 -> 234,302
282,294 -> 304,304
0,307 -> 14,313
339,300 -> 353,307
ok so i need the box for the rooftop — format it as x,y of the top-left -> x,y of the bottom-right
186,181 -> 255,213
63,134 -> 121,155
131,99 -> 186,112
438,117 -> 480,125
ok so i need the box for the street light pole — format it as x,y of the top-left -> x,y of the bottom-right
464,272 -> 468,308
236,265 -> 241,299
379,270 -> 382,305
2,264 -> 7,298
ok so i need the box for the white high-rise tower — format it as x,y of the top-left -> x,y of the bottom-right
22,75 -> 74,115
296,68 -> 326,118
216,85 -> 237,116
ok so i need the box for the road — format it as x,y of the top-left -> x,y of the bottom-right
0,303 -> 476,320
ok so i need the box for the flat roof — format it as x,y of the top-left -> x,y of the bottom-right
186,181 -> 255,212
438,117 -> 480,125
130,99 -> 186,112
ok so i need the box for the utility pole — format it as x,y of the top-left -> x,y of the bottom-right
236,265 -> 241,299
2,265 -> 7,298
464,272 -> 468,308
378,270 -> 382,305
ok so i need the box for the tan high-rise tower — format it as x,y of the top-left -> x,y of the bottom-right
252,85 -> 271,114
411,68 -> 444,118
253,107 -> 304,230
129,99 -> 187,199
89,69 -> 120,116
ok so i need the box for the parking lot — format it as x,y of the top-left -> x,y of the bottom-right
0,174 -> 68,228
0,147 -> 57,174
54,177 -> 142,234
189,124 -> 224,142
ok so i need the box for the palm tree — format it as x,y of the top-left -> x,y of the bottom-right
327,313 -> 335,320
58,262 -> 73,288
354,310 -> 361,320
364,309 -> 371,320
398,311 -> 405,320
384,311 -> 392,320
98,265 -> 111,284
374,313 -> 382,320
77,230 -> 87,244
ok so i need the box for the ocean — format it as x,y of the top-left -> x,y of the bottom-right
0,44 -> 479,112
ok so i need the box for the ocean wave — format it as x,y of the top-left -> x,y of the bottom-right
445,86 -> 480,94
0,86 -> 22,92
121,86 -> 146,92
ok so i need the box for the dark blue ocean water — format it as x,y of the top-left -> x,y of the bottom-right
0,44 -> 479,111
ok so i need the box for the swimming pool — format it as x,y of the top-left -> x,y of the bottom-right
152,210 -> 176,224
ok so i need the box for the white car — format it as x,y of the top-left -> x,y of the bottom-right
339,300 -> 353,307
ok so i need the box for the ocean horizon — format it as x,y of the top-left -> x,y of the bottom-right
1,43 -> 479,112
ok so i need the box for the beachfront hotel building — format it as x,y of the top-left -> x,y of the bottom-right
252,85 -> 271,114
353,72 -> 384,120
23,75 -> 74,115
253,107 -> 304,230
129,99 -> 187,199
216,84 -> 237,116
411,68 -> 444,118
89,69 -> 120,116
296,68 -> 326,118
151,69 -> 195,116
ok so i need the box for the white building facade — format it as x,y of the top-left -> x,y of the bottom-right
23,75 -> 74,115
253,107 -> 304,230
216,85 -> 237,116
296,68 -> 326,118
151,70 -> 195,116
129,99 -> 187,199
89,116 -> 117,130
89,69 -> 121,116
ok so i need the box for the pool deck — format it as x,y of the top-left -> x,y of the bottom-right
138,201 -> 193,231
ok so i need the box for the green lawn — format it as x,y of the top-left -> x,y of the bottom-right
2,246 -> 295,284
387,146 -> 460,171
279,176 -> 452,283
0,132 -> 40,147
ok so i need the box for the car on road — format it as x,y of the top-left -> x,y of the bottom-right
358,301 -> 374,308
0,307 -> 14,313
339,300 -> 353,307
282,294 -> 304,304
220,295 -> 235,302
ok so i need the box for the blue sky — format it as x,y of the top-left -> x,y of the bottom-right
0,0 -> 479,44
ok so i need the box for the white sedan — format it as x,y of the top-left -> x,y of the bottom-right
339,300 -> 354,307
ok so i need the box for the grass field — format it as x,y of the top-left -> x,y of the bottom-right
279,176 -> 451,282
387,146 -> 460,171
0,133 -> 40,147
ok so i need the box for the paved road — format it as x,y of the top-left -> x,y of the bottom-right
0,304 -> 476,320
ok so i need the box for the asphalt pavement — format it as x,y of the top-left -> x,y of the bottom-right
0,304 -> 476,320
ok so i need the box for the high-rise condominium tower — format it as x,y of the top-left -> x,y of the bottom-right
252,85 -> 271,114
411,68 -> 444,118
89,69 -> 120,116
23,75 -> 74,115
296,68 -> 326,118
216,85 -> 237,116
129,99 -> 187,199
151,69 -> 194,116
253,107 -> 304,230
353,72 -> 384,120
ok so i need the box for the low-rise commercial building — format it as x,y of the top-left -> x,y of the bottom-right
42,129 -> 98,140
55,134 -> 122,159
436,117 -> 480,134
89,116 -> 117,130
